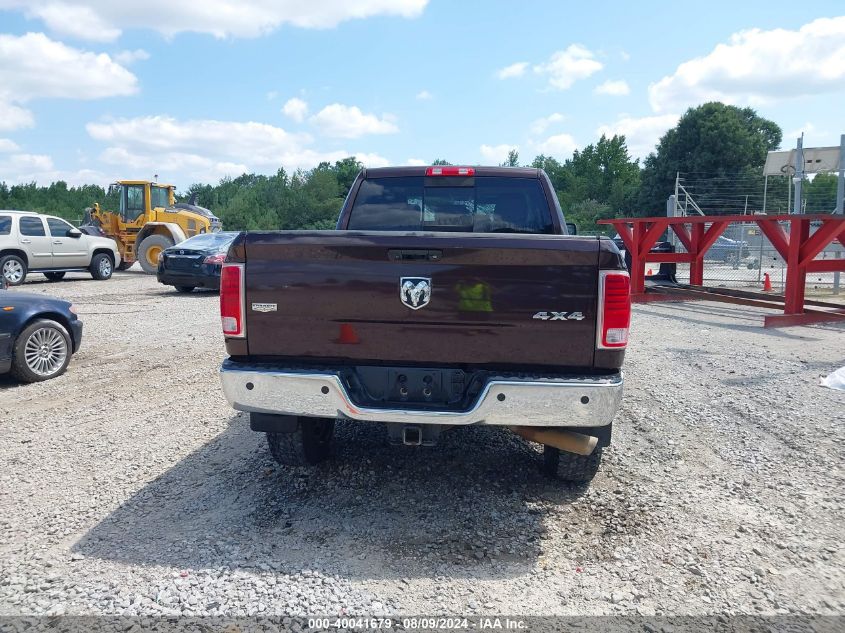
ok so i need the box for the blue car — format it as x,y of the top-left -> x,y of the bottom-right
0,286 -> 83,382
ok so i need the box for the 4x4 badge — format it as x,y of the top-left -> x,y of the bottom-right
400,277 -> 431,310
532,311 -> 585,321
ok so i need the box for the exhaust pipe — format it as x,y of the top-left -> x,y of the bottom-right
509,426 -> 598,456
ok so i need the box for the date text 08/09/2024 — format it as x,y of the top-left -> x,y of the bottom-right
308,618 -> 528,630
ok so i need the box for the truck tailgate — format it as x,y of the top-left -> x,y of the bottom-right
243,231 -> 600,369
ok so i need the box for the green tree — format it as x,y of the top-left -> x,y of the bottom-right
639,102 -> 782,215
530,155 -> 565,190
500,149 -> 520,167
804,172 -> 839,213
557,135 -> 640,215
566,199 -> 614,234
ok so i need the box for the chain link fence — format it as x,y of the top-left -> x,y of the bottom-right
667,221 -> 844,299
662,170 -> 844,300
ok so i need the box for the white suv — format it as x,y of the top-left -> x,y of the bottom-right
0,210 -> 122,286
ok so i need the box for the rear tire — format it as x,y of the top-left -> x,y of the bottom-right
542,446 -> 603,484
1,254 -> 27,286
116,261 -> 133,271
89,253 -> 113,280
175,286 -> 195,293
137,235 -> 174,274
44,272 -> 66,281
267,417 -> 335,466
11,319 -> 71,383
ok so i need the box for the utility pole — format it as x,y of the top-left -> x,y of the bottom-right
834,134 -> 844,294
792,135 -> 804,214
674,172 -> 679,216
836,134 -> 844,214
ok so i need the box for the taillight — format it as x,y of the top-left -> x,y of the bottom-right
204,253 -> 226,264
425,166 -> 475,176
220,263 -> 245,338
597,270 -> 630,349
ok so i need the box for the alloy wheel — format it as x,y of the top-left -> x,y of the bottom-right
23,327 -> 68,377
2,259 -> 23,284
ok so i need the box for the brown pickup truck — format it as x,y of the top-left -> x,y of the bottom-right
219,166 -> 630,483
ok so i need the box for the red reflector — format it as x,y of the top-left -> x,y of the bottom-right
203,253 -> 226,264
425,166 -> 475,177
597,271 -> 631,349
220,263 -> 245,338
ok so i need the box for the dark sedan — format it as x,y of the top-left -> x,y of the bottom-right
157,232 -> 238,293
0,289 -> 83,382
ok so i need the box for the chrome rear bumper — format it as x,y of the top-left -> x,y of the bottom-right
220,361 -> 623,428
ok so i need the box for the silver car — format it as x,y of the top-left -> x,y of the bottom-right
0,210 -> 121,285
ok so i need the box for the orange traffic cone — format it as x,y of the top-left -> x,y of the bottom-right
646,268 -> 653,276
762,273 -> 773,292
336,323 -> 360,344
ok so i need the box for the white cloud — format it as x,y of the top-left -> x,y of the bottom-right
595,79 -> 630,96
309,103 -> 398,139
480,144 -> 518,164
649,16 -> 845,112
407,158 -> 427,166
113,48 -> 150,65
22,3 -> 122,42
529,112 -> 565,135
415,90 -> 433,100
596,113 -> 680,159
533,45 -> 603,90
0,0 -> 429,41
282,97 -> 309,122
0,32 -> 137,130
266,90 -> 278,101
0,153 -> 54,182
535,133 -> 578,158
354,153 -> 390,168
787,122 -> 817,139
0,150 -> 112,186
785,121 -> 831,146
85,115 -> 385,187
0,138 -> 21,153
0,100 -> 34,131
496,61 -> 529,79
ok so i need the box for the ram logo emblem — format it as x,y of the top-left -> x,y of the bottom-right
400,277 -> 432,310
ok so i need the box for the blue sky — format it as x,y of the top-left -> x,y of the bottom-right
0,1 -> 843,190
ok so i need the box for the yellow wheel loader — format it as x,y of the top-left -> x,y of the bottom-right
81,180 -> 222,273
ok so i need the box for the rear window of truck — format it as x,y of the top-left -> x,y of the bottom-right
348,176 -> 554,234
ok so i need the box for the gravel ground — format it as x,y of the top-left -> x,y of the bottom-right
0,271 -> 843,617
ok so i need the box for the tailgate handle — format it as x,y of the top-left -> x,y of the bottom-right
388,249 -> 442,262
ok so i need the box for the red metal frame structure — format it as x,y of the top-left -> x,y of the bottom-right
598,214 -> 845,327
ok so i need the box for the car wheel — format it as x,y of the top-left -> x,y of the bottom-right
11,319 -> 71,383
89,253 -> 113,280
44,272 -> 66,281
267,417 -> 335,467
175,286 -> 195,293
137,235 -> 174,274
541,445 -> 603,484
1,254 -> 27,286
